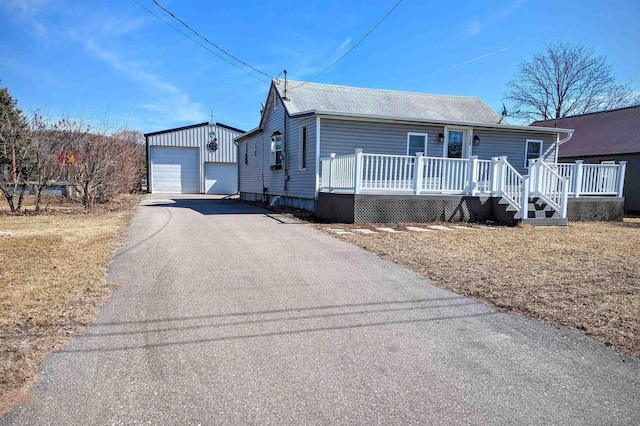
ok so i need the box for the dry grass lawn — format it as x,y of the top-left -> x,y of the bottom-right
318,220 -> 640,358
0,195 -> 140,414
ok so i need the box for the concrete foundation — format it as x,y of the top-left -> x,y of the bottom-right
240,192 -> 316,212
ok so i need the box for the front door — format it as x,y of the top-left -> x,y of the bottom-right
446,129 -> 467,159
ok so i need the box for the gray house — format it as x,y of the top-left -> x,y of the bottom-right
237,80 -> 625,224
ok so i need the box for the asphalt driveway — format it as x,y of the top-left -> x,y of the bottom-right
3,195 -> 639,425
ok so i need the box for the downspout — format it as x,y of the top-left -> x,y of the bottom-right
556,130 -> 574,162
558,130 -> 574,145
145,134 -> 151,193
315,116 -> 321,198
234,138 -> 240,196
282,70 -> 289,196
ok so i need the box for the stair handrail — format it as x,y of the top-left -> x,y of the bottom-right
496,156 -> 524,214
533,159 -> 569,218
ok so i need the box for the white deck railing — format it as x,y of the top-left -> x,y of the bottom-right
361,153 -> 415,191
320,150 -> 627,220
542,160 -> 627,197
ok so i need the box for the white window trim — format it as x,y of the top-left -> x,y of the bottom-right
443,126 -> 473,158
406,132 -> 429,156
299,124 -> 308,170
525,139 -> 543,169
270,132 -> 284,168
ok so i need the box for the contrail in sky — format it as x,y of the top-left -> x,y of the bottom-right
429,46 -> 514,75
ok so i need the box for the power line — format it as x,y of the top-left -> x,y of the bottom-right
288,0 -> 405,91
150,0 -> 275,81
131,0 -> 269,83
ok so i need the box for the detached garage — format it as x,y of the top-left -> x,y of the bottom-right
145,122 -> 244,194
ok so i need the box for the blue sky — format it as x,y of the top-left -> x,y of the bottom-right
1,0 -> 638,133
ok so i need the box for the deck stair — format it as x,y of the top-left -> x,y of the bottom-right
499,196 -> 568,226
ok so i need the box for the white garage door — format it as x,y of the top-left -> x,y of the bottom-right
150,147 -> 200,194
204,163 -> 237,195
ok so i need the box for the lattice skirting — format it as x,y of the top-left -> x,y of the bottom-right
566,197 -> 624,222
315,193 -> 624,224
316,194 -> 495,224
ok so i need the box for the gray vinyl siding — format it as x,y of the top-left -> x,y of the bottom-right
320,118 -> 558,177
319,119 -> 442,158
284,116 -> 317,199
472,129 -> 557,175
147,123 -> 241,163
258,93 -> 286,196
240,89 -> 319,198
238,133 -> 265,194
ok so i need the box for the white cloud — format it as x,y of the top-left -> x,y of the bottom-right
83,40 -> 205,123
4,0 -> 51,15
460,0 -> 530,38
338,37 -> 352,51
1,0 -> 52,38
101,16 -> 150,36
461,20 -> 482,38
271,34 -> 356,81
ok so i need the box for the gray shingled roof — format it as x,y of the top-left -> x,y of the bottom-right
273,80 -> 504,124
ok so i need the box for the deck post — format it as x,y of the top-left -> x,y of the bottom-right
531,159 -> 542,196
573,160 -> 583,198
328,153 -> 336,193
490,157 -> 500,196
468,156 -> 479,196
499,156 -> 508,196
560,177 -> 569,219
354,149 -> 363,194
414,152 -> 424,195
528,159 -> 536,195
617,161 -> 627,197
521,175 -> 530,219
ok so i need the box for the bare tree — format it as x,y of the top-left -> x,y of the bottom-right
0,84 -> 31,212
29,115 -> 89,212
503,42 -> 639,122
62,126 -> 145,208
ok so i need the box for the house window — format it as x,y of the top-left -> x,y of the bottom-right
525,140 -> 543,168
270,131 -> 283,170
407,133 -> 428,156
299,125 -> 307,170
245,152 -> 248,165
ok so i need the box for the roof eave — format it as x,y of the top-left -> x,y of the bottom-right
235,127 -> 262,142
301,110 -> 574,134
144,121 -> 245,137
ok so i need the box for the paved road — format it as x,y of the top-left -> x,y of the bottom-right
3,195 -> 639,425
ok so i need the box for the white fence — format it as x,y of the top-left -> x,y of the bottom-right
320,150 -> 627,220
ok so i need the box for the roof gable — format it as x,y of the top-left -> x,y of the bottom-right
532,106 -> 640,157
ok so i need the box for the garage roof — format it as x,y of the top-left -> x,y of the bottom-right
531,106 -> 640,157
144,122 -> 245,138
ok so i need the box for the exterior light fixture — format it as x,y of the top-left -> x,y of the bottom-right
438,133 -> 444,143
473,135 -> 480,145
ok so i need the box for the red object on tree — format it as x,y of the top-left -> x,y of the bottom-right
58,152 -> 80,164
